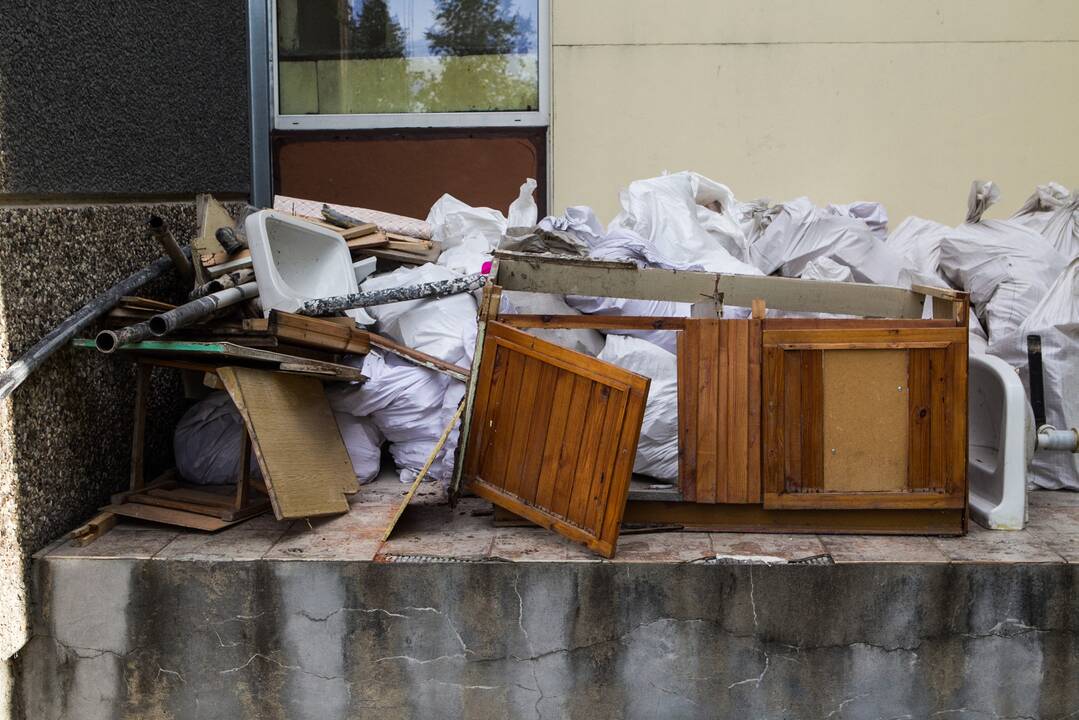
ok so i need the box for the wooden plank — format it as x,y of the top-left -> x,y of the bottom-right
746,319 -> 763,503
764,318 -> 957,330
580,385 -> 629,532
532,368 -> 575,508
783,349 -> 802,493
566,382 -> 612,527
69,512 -> 118,546
908,349 -> 933,490
727,320 -> 751,503
494,251 -> 928,318
103,503 -> 235,532
130,363 -> 151,491
217,367 -> 352,519
498,315 -> 687,331
517,362 -> 559,505
550,375 -> 592,518
126,492 -> 232,519
480,349 -> 526,486
717,320 -> 730,503
678,326 -> 697,503
696,321 -> 719,503
762,346 -> 785,500
368,332 -> 469,382
502,356 -> 543,499
763,327 -> 968,347
800,351 -> 824,493
269,311 -> 370,355
947,339 -> 968,500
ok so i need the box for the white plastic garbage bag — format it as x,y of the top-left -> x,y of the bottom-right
327,351 -> 464,485
886,216 -> 952,283
938,181 -> 1068,352
500,291 -> 605,356
564,295 -> 689,354
360,263 -> 478,367
598,335 -> 679,481
427,178 -> 537,273
608,171 -> 761,274
1036,195 -> 1079,261
332,412 -> 384,485
991,258 -> 1079,490
826,201 -> 889,241
1011,182 -> 1073,234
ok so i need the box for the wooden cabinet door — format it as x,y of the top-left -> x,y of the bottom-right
463,322 -> 649,557
762,327 -> 967,510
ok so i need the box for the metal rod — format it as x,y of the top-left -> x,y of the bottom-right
0,249 -> 189,402
1026,334 -> 1047,428
149,282 -> 258,336
95,322 -> 155,353
298,274 -> 485,316
147,215 -> 194,287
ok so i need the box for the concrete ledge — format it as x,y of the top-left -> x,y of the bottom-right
16,554 -> 1079,719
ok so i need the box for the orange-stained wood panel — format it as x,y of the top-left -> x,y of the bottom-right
464,322 -> 649,558
677,319 -> 762,504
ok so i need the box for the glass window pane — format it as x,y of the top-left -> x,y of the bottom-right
276,0 -> 540,115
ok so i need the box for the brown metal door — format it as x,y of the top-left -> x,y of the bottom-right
762,326 -> 968,510
464,322 -> 649,558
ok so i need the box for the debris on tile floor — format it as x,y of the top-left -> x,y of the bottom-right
2,175 -> 1069,560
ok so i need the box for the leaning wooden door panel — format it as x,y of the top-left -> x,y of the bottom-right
762,327 -> 967,510
464,322 -> 649,557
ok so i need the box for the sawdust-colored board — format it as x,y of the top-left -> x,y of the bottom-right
103,503 -> 236,532
762,326 -> 967,512
822,350 -> 910,492
218,367 -> 354,520
677,319 -> 762,504
463,322 -> 649,558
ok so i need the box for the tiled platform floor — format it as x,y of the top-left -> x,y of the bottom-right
39,472 -> 1079,564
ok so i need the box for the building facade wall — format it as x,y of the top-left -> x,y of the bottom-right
549,0 -> 1079,225
0,2 -> 253,711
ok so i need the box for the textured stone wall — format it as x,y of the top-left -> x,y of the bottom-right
0,1 -> 253,704
16,558 -> 1079,719
0,1 -> 250,197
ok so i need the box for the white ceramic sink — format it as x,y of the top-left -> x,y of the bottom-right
246,210 -> 373,324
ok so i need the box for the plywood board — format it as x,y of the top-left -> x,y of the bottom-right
218,367 -> 353,520
821,350 -> 909,492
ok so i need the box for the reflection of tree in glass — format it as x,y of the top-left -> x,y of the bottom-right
421,0 -> 537,112
350,0 -> 406,59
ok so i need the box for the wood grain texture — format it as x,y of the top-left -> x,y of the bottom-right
761,327 -> 968,516
218,367 -> 353,520
464,322 -> 649,557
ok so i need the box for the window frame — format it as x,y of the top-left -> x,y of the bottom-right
269,0 -> 550,130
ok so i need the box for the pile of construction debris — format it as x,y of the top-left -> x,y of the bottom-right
5,170 -> 1074,551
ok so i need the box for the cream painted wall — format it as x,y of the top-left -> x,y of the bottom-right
549,0 -> 1079,227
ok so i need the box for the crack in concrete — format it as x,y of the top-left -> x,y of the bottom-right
726,648 -> 769,691
217,652 -> 343,682
822,692 -> 870,718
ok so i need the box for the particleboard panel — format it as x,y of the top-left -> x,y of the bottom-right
677,319 -> 762,504
821,350 -> 909,492
218,367 -> 353,520
463,322 -> 649,558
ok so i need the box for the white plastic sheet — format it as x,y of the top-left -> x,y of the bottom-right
992,259 -> 1079,489
1011,182 -> 1073,235
327,351 -> 464,485
564,295 -> 689,354
598,335 -> 679,480
360,263 -> 478,367
886,216 -> 951,284
826,201 -> 889,241
939,182 -> 1068,353
608,171 -> 762,274
427,179 -> 537,274
500,291 -> 605,356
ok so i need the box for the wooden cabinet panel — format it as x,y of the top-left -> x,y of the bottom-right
762,326 -> 967,510
464,322 -> 649,557
678,319 -> 762,504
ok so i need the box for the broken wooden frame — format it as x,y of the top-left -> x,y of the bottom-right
454,251 -> 971,547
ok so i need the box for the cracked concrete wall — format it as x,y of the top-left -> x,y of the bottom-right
16,558 -> 1079,719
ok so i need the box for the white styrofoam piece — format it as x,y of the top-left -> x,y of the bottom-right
245,210 -> 358,319
968,354 -> 1033,530
352,256 -> 377,284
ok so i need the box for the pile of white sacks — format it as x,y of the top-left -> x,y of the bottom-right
176,172 -> 1079,492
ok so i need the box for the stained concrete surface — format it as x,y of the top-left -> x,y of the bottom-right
15,486 -> 1079,719
0,1 -> 250,197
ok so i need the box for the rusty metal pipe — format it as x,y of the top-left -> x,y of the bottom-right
148,215 -> 194,287
95,322 -> 155,353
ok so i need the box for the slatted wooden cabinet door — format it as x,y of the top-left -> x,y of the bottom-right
464,322 -> 650,557
762,327 -> 967,510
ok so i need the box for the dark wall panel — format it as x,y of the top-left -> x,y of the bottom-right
274,128 -> 546,219
0,0 -> 251,197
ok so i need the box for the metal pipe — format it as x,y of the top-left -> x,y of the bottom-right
149,282 -> 258,336
1026,335 -> 1047,428
298,273 -> 485,316
1036,426 -> 1079,453
188,278 -> 228,300
147,215 -> 194,287
0,249 -> 189,402
95,322 -> 154,353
